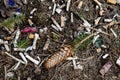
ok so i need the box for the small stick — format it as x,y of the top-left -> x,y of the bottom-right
51,17 -> 62,31
84,26 -> 109,35
4,66 -> 7,80
110,28 -> 118,38
43,38 -> 50,50
93,0 -> 102,6
4,52 -> 25,64
74,32 -> 97,49
103,21 -> 116,29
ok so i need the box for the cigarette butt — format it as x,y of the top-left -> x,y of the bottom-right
30,8 -> 37,14
28,19 -> 33,26
99,9 -> 104,16
4,36 -> 12,40
61,16 -> 65,27
71,13 -> 73,23
94,0 -> 102,6
102,54 -> 109,59
78,1 -> 83,9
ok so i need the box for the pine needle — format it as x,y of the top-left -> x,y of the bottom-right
71,33 -> 96,50
0,13 -> 25,29
17,39 -> 30,48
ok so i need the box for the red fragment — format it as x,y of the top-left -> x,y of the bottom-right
21,27 -> 37,33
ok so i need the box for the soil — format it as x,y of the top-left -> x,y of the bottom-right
0,0 -> 120,80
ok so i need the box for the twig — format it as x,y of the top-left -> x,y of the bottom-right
74,32 -> 97,49
4,52 -> 25,64
4,66 -> 7,80
84,26 -> 110,36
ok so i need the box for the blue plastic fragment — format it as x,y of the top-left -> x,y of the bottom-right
8,0 -> 15,7
17,7 -> 21,12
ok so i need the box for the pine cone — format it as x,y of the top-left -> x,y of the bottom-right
44,45 -> 74,69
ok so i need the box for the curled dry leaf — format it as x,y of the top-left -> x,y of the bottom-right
44,45 -> 74,69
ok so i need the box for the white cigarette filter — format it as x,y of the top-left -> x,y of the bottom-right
4,41 -> 10,52
30,8 -> 37,14
32,33 -> 40,49
51,17 -> 62,31
116,56 -> 120,66
66,0 -> 71,11
14,29 -> 20,47
102,54 -> 109,59
13,62 -> 21,70
25,53 -> 40,65
43,38 -> 50,50
19,52 -> 28,64
52,3 -> 57,15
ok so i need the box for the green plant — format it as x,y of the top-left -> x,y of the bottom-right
71,34 -> 93,50
0,13 -> 25,29
17,39 -> 31,48
76,11 -> 84,19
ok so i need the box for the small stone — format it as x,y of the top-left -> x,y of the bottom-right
107,0 -> 117,4
29,33 -> 34,39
